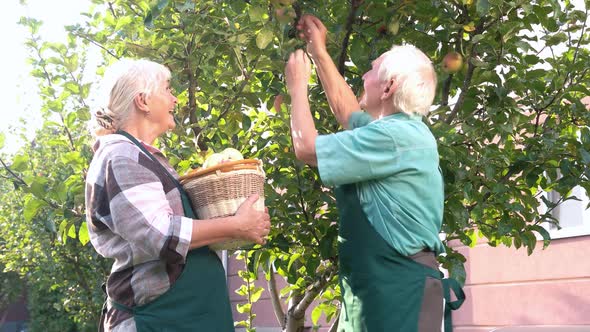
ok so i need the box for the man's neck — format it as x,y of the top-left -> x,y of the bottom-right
371,106 -> 401,119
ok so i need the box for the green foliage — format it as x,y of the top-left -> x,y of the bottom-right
1,0 -> 589,330
0,16 -> 109,331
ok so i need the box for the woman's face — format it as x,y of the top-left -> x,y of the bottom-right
146,79 -> 178,133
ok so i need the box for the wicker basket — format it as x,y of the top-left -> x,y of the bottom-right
179,159 -> 265,251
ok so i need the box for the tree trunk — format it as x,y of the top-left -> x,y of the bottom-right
284,291 -> 305,332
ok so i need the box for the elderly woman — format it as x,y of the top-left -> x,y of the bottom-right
85,59 -> 270,331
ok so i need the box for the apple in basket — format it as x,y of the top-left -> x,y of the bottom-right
202,148 -> 244,169
181,148 -> 264,251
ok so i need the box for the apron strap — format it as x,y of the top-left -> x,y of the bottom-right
442,277 -> 466,332
108,297 -> 135,314
99,131 -> 199,326
115,130 -> 196,218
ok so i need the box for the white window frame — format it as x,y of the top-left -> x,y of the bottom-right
540,125 -> 590,239
543,185 -> 590,239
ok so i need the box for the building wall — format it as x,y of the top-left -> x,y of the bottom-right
228,237 -> 590,331
0,296 -> 28,332
451,236 -> 590,332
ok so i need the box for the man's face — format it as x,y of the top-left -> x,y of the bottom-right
359,55 -> 387,115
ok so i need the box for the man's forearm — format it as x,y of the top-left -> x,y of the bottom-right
290,89 -> 318,166
313,51 -> 360,129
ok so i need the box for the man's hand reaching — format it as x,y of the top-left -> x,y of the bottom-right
296,15 -> 328,59
285,49 -> 312,98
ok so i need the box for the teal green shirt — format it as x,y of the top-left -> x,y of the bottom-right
315,112 -> 445,256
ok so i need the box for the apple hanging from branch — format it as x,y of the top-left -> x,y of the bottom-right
442,51 -> 464,74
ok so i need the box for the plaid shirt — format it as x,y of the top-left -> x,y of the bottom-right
85,134 -> 193,331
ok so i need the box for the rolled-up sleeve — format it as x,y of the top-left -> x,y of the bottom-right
315,112 -> 402,186
105,156 -> 193,264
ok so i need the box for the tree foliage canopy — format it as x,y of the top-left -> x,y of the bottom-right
1,0 -> 589,330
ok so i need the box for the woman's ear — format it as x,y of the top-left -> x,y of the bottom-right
381,77 -> 397,101
134,93 -> 149,113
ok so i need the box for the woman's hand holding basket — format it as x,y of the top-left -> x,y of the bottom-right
233,194 -> 271,245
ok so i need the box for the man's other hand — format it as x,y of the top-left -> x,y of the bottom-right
285,49 -> 311,98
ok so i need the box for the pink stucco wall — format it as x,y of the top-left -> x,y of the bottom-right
451,236 -> 590,332
227,236 -> 590,331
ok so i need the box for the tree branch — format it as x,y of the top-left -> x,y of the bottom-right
337,0 -> 362,75
182,33 -> 207,150
285,289 -> 305,331
292,265 -> 337,318
219,61 -> 259,119
445,45 -> 477,125
0,156 -> 83,217
107,2 -> 117,18
268,271 -> 286,328
441,74 -> 453,106
328,310 -> 341,332
58,113 -> 76,151
72,32 -> 120,59
0,157 -> 27,187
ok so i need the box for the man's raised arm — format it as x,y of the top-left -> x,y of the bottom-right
297,15 -> 360,129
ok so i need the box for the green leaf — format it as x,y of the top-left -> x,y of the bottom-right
530,225 -> 551,249
287,252 -> 301,272
144,0 -> 169,28
79,221 -> 90,246
29,177 -> 49,198
250,286 -> 264,302
543,32 -> 568,46
471,34 -> 485,44
24,197 -> 46,222
448,257 -> 467,285
249,6 -> 267,22
0,132 -> 5,149
67,223 -> 77,239
311,305 -> 322,325
256,28 -> 274,49
522,231 -> 537,255
10,154 -> 29,172
236,302 -> 251,314
476,0 -> 490,16
242,114 -> 252,131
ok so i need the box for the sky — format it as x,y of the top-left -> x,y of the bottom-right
1,0 -> 92,154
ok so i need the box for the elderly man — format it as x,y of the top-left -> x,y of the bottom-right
285,15 -> 463,331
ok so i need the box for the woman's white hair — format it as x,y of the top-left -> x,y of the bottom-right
88,59 -> 171,136
378,45 -> 437,116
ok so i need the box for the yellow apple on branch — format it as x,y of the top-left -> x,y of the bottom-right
442,51 -> 464,74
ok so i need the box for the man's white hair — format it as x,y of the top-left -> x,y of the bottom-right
88,59 -> 171,136
378,45 -> 437,116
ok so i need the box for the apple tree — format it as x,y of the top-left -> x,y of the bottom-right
1,0 -> 589,331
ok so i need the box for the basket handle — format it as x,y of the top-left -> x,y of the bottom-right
179,159 -> 263,182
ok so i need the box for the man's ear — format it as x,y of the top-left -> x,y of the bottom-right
134,93 -> 148,112
381,77 -> 397,101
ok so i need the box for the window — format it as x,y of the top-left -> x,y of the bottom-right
544,185 -> 590,239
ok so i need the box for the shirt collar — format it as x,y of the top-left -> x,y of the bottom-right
381,112 -> 423,121
93,134 -> 164,155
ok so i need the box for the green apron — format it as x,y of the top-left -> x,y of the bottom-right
334,183 -> 464,332
104,131 -> 234,332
